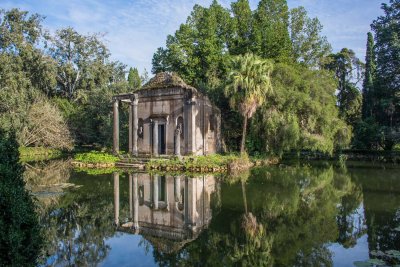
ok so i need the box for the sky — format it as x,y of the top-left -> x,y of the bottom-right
1,0 -> 389,74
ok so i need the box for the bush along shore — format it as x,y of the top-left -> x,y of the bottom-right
72,151 -> 119,168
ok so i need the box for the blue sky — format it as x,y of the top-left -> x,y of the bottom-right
1,0 -> 389,74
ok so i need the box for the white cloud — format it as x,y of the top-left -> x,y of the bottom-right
1,0 -> 391,73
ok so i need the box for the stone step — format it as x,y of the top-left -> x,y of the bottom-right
115,162 -> 146,170
119,158 -> 153,163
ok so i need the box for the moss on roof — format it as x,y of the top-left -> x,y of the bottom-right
141,72 -> 197,91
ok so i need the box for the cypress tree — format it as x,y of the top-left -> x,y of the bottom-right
127,67 -> 141,89
362,32 -> 376,119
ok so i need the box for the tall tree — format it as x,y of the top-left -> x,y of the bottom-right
324,48 -> 364,126
289,7 -> 332,67
362,32 -> 376,119
225,53 -> 273,154
252,0 -> 292,62
371,0 -> 400,147
0,8 -> 57,96
230,0 -> 253,55
46,27 -> 126,99
127,67 -> 141,89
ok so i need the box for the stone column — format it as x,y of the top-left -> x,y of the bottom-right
184,177 -> 188,225
113,172 -> 120,225
152,120 -> 158,157
174,176 -> 181,203
184,97 -> 196,155
129,174 -> 133,219
128,103 -> 133,154
153,174 -> 159,210
132,95 -> 139,156
133,173 -> 139,231
113,99 -> 119,154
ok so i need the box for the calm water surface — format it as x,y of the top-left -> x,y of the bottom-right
24,161 -> 400,266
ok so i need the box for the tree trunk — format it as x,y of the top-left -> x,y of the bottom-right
241,116 -> 248,155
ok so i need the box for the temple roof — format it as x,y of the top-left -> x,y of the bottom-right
141,72 -> 197,92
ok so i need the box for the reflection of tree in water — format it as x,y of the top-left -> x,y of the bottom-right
36,170 -> 116,266
23,159 -> 72,210
335,169 -> 365,248
24,159 -> 71,190
351,168 -> 400,256
149,165 -> 361,266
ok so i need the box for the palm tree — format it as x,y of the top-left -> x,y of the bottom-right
225,53 -> 273,154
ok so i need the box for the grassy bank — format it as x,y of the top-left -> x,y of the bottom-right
72,151 -> 119,168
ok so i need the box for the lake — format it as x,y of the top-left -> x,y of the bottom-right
23,160 -> 400,266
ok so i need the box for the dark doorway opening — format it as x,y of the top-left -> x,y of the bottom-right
158,124 -> 166,154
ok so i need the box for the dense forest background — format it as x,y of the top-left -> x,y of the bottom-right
0,0 -> 399,155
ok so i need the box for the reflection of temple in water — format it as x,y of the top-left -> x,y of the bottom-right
113,173 -> 219,253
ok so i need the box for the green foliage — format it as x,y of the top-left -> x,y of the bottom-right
225,53 -> 273,153
230,0 -> 253,55
74,151 -> 119,164
324,48 -> 364,127
0,130 -> 43,266
362,32 -> 376,119
369,0 -> 400,150
127,67 -> 141,89
352,118 -> 382,149
289,7 -> 332,67
152,1 -> 351,155
54,84 -> 130,147
45,27 -> 126,99
252,0 -> 292,62
355,1 -> 400,150
249,63 -> 351,155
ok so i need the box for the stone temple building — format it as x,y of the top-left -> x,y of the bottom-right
112,72 -> 221,156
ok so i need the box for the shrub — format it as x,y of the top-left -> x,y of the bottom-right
74,151 -> 119,164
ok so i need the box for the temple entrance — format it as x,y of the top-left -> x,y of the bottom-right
158,124 -> 166,154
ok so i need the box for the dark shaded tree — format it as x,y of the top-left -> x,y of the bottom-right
370,0 -> 400,149
0,130 -> 42,266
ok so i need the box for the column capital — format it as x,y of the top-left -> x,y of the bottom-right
130,93 -> 139,106
185,97 -> 196,105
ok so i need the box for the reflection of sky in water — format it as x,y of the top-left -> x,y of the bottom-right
101,234 -> 156,267
330,204 -> 369,266
330,235 -> 369,267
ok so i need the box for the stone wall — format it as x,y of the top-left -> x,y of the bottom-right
135,87 -> 221,156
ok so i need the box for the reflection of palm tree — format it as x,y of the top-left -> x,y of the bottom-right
242,180 -> 248,215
